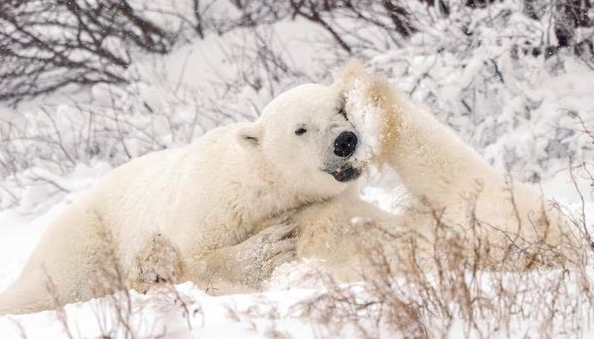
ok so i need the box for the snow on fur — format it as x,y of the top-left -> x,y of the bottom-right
344,78 -> 383,164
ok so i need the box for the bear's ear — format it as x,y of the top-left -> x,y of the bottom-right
236,123 -> 262,148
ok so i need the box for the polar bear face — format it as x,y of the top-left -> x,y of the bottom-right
237,83 -> 362,196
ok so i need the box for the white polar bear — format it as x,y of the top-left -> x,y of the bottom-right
291,63 -> 582,278
107,63 -> 582,287
0,81 -> 368,315
0,63 -> 581,315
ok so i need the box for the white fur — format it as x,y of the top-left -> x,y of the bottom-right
0,82 -> 362,315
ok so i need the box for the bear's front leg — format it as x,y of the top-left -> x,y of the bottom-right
186,223 -> 297,294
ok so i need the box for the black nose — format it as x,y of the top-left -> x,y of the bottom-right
334,131 -> 358,157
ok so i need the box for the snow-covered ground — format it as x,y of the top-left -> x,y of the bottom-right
1,1 -> 594,338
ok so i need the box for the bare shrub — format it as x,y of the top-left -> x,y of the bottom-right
226,0 -> 290,28
217,24 -> 309,101
174,0 -> 291,39
275,210 -> 592,337
0,82 -> 197,179
287,0 -> 421,53
0,0 -> 175,104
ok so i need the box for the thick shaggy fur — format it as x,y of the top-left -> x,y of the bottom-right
0,82 -> 365,315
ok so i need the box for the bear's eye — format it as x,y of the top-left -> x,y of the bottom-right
295,127 -> 307,136
338,107 -> 348,120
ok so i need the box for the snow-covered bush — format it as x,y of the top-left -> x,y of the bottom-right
0,0 -> 176,103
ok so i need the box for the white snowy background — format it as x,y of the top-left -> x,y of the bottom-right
1,0 -> 594,338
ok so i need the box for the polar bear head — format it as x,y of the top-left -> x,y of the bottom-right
237,83 -> 362,196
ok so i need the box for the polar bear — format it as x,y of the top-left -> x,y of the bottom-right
0,81 -> 368,315
105,63 -> 582,289
291,63 -> 583,278
117,63 -> 582,286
